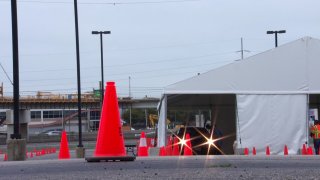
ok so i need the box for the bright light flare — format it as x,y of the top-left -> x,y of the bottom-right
206,138 -> 215,146
179,138 -> 187,146
193,128 -> 234,155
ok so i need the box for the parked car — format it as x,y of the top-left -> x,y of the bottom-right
174,126 -> 222,155
40,129 -> 62,136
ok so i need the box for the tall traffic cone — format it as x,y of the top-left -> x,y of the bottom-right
138,132 -> 148,156
284,145 -> 288,155
252,147 -> 256,155
266,146 -> 270,155
172,137 -> 180,156
58,130 -> 70,159
183,133 -> 193,156
159,146 -> 166,156
302,144 -> 307,155
92,82 -> 131,160
244,148 -> 249,155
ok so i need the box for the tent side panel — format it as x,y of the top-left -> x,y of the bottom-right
236,94 -> 307,155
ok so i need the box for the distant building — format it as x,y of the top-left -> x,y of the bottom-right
0,93 -> 159,134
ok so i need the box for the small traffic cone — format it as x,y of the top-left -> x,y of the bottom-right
244,148 -> 249,155
165,136 -> 173,156
183,133 -> 193,156
252,147 -> 256,155
266,146 -> 270,155
41,149 -> 46,155
284,145 -> 288,155
159,146 -> 166,156
58,130 -> 71,159
93,82 -> 126,157
172,137 -> 180,156
4,154 -> 7,161
138,132 -> 148,156
307,146 -> 313,155
302,144 -> 307,155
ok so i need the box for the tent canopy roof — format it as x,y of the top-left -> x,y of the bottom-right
165,37 -> 320,94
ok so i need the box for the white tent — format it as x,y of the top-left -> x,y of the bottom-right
158,37 -> 320,155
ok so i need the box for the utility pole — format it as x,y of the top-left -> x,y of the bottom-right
240,37 -> 244,60
129,76 -> 131,98
237,37 -> 250,60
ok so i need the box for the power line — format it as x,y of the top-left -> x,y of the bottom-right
1,51 -> 236,74
0,0 -> 201,5
11,58 -> 232,82
0,62 -> 13,85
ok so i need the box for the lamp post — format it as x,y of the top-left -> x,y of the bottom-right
10,0 -> 21,140
92,31 -> 111,106
73,0 -> 85,158
266,30 -> 286,47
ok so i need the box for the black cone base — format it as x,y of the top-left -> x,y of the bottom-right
85,156 -> 136,162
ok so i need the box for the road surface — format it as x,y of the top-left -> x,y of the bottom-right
1,155 -> 320,179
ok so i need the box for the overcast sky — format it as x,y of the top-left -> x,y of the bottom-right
0,0 -> 319,98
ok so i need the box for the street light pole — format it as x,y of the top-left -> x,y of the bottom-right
10,0 -> 21,140
92,31 -> 111,106
266,30 -> 286,47
73,0 -> 84,158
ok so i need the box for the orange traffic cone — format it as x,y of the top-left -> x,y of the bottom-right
138,132 -> 148,156
159,146 -> 166,156
284,145 -> 288,155
252,147 -> 256,155
166,136 -> 173,156
58,130 -> 71,159
244,148 -> 249,155
94,82 -> 126,157
172,137 -> 180,156
41,149 -> 46,156
302,144 -> 307,155
266,146 -> 270,155
307,146 -> 313,155
4,153 -> 7,161
183,133 -> 193,156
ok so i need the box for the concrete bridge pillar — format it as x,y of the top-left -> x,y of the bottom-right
6,109 -> 30,161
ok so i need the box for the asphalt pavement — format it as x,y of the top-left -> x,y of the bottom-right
1,155 -> 320,179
